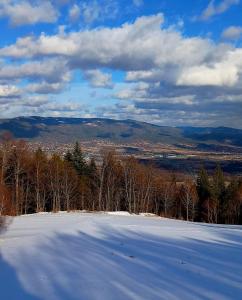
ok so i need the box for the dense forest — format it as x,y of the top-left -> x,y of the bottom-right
0,138 -> 242,225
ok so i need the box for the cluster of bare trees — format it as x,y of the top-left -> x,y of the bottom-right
0,139 -> 242,224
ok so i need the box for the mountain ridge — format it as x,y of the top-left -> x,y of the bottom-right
0,116 -> 242,151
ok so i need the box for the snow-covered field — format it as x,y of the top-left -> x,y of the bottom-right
1,212 -> 242,300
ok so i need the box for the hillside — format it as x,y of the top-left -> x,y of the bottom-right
1,212 -> 242,300
0,116 -> 242,151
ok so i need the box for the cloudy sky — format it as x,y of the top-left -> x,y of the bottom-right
0,0 -> 242,128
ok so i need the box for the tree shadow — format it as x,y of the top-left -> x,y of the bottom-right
0,256 -> 40,300
2,223 -> 241,300
0,216 -> 39,300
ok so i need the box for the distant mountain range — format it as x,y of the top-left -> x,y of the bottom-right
0,116 -> 242,152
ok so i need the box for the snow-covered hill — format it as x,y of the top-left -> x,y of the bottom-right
1,212 -> 242,300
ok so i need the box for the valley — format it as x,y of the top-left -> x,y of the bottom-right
1,116 -> 242,175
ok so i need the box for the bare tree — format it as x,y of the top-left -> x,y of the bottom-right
48,154 -> 63,212
180,179 -> 198,221
0,183 -> 11,216
62,161 -> 80,211
4,141 -> 30,215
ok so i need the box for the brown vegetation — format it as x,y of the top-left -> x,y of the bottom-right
0,139 -> 241,224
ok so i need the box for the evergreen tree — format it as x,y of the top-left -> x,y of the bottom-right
64,150 -> 72,163
71,142 -> 88,176
86,158 -> 99,210
212,164 -> 225,222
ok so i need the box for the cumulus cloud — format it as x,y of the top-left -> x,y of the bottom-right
221,26 -> 242,40
96,96 -> 242,128
115,83 -> 196,105
177,64 -> 239,87
1,13 -> 242,126
69,4 -> 80,22
20,95 -> 49,107
26,82 -> 67,94
0,13 -> 213,75
198,0 -> 239,21
79,0 -> 119,24
111,66 -> 242,127
0,59 -> 71,84
29,101 -> 91,118
0,0 -> 58,26
83,69 -> 114,88
0,84 -> 21,98
1,12 -> 233,89
45,101 -> 86,112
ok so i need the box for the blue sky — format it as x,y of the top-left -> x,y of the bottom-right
0,0 -> 242,128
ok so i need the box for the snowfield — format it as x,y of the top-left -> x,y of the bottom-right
1,212 -> 242,300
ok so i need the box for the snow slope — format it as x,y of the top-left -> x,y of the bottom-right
0,212 -> 242,300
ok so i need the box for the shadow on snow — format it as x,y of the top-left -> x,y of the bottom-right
1,221 -> 242,300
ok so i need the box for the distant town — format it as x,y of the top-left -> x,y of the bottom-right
26,139 -> 242,175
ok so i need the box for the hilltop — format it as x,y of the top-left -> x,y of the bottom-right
0,116 -> 242,152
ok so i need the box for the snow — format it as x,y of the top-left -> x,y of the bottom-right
1,213 -> 242,300
106,211 -> 135,216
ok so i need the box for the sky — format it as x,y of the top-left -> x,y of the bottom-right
0,0 -> 242,128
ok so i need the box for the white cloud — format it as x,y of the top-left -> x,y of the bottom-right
1,14 -> 242,90
79,0 -> 119,24
0,0 -> 58,26
83,69 -> 114,88
115,83 -> 196,105
133,0 -> 143,7
69,4 -> 80,22
0,59 -> 71,83
81,1 -> 100,24
0,13 -> 242,126
0,14 -> 241,89
177,64 -> 238,87
1,13 -> 208,72
221,26 -> 242,40
21,95 -> 49,107
45,101 -> 85,112
0,84 -> 21,98
26,82 -> 67,94
177,49 -> 242,87
198,0 -> 239,21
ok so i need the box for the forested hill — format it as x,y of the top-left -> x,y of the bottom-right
0,116 -> 242,150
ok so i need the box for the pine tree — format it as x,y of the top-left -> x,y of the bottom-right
71,142 -> 88,176
212,164 -> 225,223
86,158 -> 99,210
64,150 -> 72,163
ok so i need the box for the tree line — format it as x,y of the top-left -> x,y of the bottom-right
0,139 -> 242,224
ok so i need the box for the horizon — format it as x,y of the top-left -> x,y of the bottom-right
0,1 -> 242,128
1,115 -> 242,130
